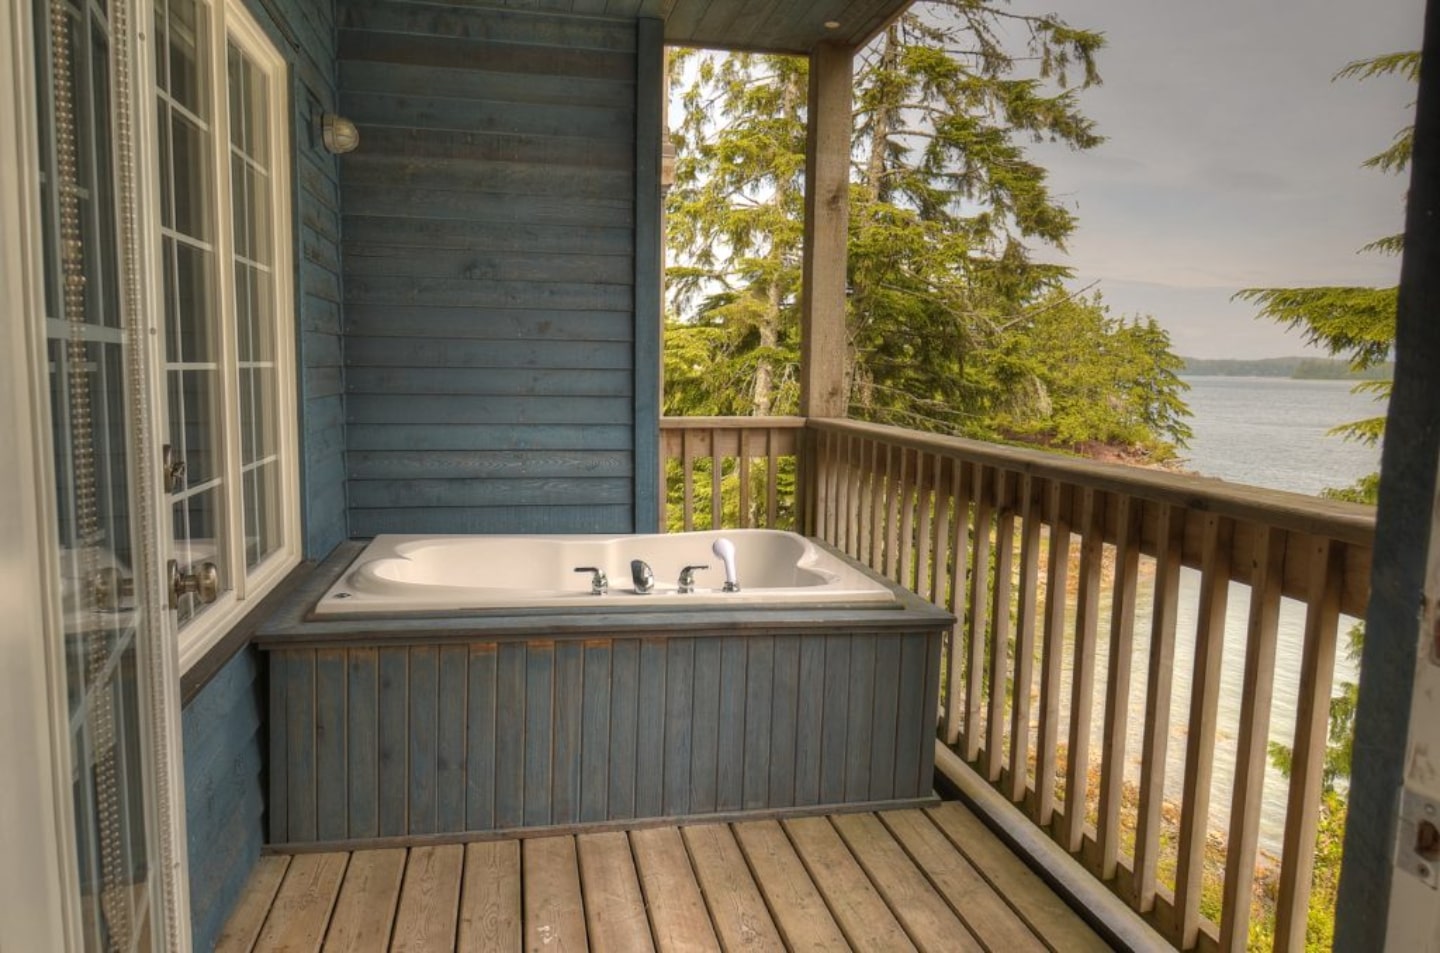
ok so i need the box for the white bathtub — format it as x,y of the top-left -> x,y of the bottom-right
313,529 -> 898,615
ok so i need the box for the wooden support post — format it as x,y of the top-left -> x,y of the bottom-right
633,17 -> 663,532
799,41 -> 852,419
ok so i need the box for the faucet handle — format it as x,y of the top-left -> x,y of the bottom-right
574,566 -> 608,595
678,564 -> 709,594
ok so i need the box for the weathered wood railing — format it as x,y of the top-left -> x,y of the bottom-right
661,415 -> 1375,952
658,416 -> 804,531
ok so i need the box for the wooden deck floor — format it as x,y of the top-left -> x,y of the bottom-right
214,802 -> 1112,952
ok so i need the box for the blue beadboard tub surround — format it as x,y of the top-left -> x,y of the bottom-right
255,540 -> 953,845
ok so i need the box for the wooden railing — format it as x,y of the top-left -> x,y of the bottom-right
661,415 -> 1376,952
658,416 -> 804,531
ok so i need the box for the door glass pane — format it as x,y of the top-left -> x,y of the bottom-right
37,0 -> 159,945
158,0 -> 228,617
227,40 -> 279,569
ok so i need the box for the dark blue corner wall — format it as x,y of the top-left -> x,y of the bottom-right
183,647 -> 266,950
337,3 -> 650,535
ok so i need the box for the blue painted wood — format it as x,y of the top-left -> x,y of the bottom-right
662,638 -> 694,816
523,642 -> 554,827
184,647 -> 265,951
347,450 -> 633,481
869,638 -> 903,802
286,650 -> 317,841
465,644 -> 497,830
689,637 -> 721,814
794,637 -> 825,807
635,639 -> 667,817
437,644 -> 469,831
820,635 -> 851,804
346,648 -> 379,838
338,2 -> 647,536
631,15 -> 663,530
314,649 -> 348,840
742,637 -> 773,809
552,640 -> 583,824
918,632 -> 942,795
716,636 -> 746,812
844,635 -> 877,802
768,635 -> 799,808
377,647 -> 408,837
607,639 -> 639,819
893,634 -> 929,799
579,641 -> 611,823
495,642 -> 526,828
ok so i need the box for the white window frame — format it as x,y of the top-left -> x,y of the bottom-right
138,0 -> 300,673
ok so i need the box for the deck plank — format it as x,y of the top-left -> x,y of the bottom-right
732,820 -> 849,950
577,831 -> 656,952
782,817 -> 914,952
523,836 -> 589,951
829,813 -> 980,952
253,852 -> 349,953
880,810 -> 1044,952
631,826 -> 721,953
390,845 -> 463,953
320,848 -> 405,953
682,823 -> 784,950
924,802 -> 1112,953
215,854 -> 292,953
457,840 -> 522,951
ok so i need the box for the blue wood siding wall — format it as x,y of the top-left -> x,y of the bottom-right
336,3 -> 645,535
182,647 -> 266,951
266,631 -> 942,843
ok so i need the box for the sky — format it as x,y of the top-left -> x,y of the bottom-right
1004,0 -> 1424,359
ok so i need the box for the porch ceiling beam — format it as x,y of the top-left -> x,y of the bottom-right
800,41 -> 852,420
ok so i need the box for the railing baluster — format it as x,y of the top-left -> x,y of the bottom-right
986,470 -> 1017,783
1134,502 -> 1184,913
710,430 -> 724,531
1175,513 -> 1234,947
915,451 -> 935,602
1275,538 -> 1345,952
1220,525 -> 1286,951
884,445 -> 903,580
1036,481 -> 1072,827
871,441 -> 887,570
1062,488 -> 1104,852
899,449 -> 918,588
682,428 -> 696,532
965,465 -> 994,763
1098,494 -> 1141,880
738,428 -> 752,529
941,460 -> 972,747
766,429 -> 779,528
1008,474 -> 1043,803
928,455 -> 949,608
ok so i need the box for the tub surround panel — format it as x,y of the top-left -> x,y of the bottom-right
337,2 -> 645,536
266,631 -> 941,843
257,538 -> 951,844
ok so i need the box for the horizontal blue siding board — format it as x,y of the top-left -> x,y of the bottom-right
339,61 -> 635,110
339,1 -> 638,51
342,91 -> 635,140
346,395 -> 633,427
345,368 -> 633,399
343,275 -> 634,311
342,157 -> 634,201
341,248 -> 636,286
345,338 -> 633,370
341,221 -> 635,263
346,424 -> 635,453
349,504 -> 633,536
348,450 -> 633,480
339,30 -> 636,82
349,477 -> 634,508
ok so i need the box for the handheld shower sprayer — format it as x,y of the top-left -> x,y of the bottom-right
712,537 -> 739,592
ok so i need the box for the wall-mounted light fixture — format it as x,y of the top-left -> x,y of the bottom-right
321,113 -> 360,154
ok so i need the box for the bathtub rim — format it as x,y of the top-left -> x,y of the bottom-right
256,538 -> 954,650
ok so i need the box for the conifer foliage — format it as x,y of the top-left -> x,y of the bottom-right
665,1 -> 1192,459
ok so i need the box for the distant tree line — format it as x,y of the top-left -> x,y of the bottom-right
1180,356 -> 1393,380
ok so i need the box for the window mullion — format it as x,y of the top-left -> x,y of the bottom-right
208,0 -> 245,602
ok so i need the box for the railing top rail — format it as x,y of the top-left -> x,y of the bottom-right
660,415 -> 807,431
807,417 -> 1376,549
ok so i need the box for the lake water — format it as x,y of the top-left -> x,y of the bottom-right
1087,376 -> 1377,861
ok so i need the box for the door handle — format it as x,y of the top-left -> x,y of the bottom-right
168,559 -> 219,609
